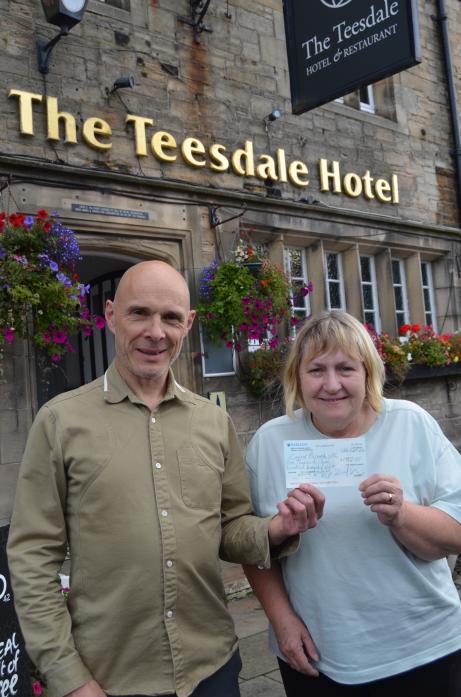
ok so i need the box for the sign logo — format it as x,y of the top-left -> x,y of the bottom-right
320,0 -> 353,7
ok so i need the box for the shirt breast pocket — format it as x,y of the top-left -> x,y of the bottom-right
177,446 -> 222,510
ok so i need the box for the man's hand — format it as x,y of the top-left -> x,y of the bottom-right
269,483 -> 325,546
64,680 -> 106,697
272,611 -> 320,677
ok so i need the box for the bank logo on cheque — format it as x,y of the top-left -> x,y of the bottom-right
320,0 -> 353,7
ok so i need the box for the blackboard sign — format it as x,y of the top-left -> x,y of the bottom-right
283,0 -> 421,114
0,526 -> 33,697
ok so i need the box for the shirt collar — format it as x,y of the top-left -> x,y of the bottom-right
103,361 -> 197,406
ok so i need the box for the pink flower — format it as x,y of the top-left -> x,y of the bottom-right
42,331 -> 52,344
94,316 -> 106,329
52,331 -> 68,344
83,325 -> 92,337
226,340 -> 234,348
4,328 -> 14,343
51,354 -> 61,362
32,681 -> 43,695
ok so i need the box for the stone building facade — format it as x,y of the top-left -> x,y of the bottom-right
1,0 -> 461,524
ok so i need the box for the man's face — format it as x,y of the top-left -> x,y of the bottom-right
105,264 -> 195,386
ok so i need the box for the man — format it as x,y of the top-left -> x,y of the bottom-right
7,261 -> 320,697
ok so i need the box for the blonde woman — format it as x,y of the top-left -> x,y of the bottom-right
245,310 -> 461,696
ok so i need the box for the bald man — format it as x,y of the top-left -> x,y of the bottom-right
7,262 -> 319,697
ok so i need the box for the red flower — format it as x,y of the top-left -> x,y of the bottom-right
9,213 -> 25,227
399,324 -> 411,335
43,221 -> 52,233
36,209 -> 49,220
410,324 -> 421,333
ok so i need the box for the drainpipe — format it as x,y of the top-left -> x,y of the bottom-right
435,0 -> 461,227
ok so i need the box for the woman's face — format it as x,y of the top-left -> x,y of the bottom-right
299,348 -> 368,437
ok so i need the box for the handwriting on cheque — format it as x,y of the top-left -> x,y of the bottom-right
284,437 -> 366,488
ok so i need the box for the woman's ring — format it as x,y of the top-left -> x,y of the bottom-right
387,493 -> 393,504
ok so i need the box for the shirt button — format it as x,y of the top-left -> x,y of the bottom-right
161,510 -> 168,517
166,560 -> 173,568
155,462 -> 162,469
166,610 -> 174,618
151,417 -> 156,423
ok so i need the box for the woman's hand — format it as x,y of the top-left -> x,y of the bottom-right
272,611 -> 320,676
359,473 -> 405,527
269,484 -> 325,545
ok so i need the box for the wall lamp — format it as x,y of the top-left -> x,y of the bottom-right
108,75 -> 136,94
37,0 -> 89,74
264,108 -> 283,131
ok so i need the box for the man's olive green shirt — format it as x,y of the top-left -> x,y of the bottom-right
7,364 -> 274,697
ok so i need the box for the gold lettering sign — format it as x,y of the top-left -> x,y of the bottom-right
7,88 -> 399,204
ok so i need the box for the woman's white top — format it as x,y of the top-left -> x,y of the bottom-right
246,398 -> 461,684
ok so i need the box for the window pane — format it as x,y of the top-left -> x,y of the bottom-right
290,249 -> 302,277
394,286 -> 403,310
423,288 -> 431,311
329,282 -> 341,308
363,286 -> 373,309
201,332 -> 234,375
364,311 -> 375,327
327,253 -> 339,279
392,260 -> 401,284
360,256 -> 371,282
421,263 -> 428,286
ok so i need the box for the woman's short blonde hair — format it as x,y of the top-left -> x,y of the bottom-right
283,310 -> 385,418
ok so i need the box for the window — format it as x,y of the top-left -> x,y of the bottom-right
360,256 -> 380,331
284,247 -> 311,332
325,252 -> 345,310
421,262 -> 437,330
359,85 -> 375,113
200,330 -> 235,377
392,259 -> 409,330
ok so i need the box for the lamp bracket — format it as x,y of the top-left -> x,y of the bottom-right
178,0 -> 213,44
209,205 -> 246,229
37,27 -> 69,74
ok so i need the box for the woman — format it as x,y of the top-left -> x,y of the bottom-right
244,310 -> 461,696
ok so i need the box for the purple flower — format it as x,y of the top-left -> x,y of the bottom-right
4,328 -> 14,343
49,260 -> 59,272
56,272 -> 72,287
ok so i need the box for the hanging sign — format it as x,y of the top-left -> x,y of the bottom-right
283,0 -> 421,114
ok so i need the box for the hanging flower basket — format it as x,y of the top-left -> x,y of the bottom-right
196,257 -> 312,352
0,210 -> 105,362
